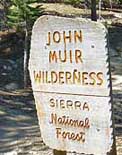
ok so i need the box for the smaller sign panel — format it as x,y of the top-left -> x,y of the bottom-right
29,15 -> 113,155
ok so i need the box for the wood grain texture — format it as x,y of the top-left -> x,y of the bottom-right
29,15 -> 114,155
29,16 -> 110,97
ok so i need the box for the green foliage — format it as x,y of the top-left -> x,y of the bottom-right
119,0 -> 122,4
7,0 -> 43,30
0,0 -> 11,29
6,0 -> 44,87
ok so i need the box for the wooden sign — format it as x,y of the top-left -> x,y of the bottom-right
29,15 -> 114,155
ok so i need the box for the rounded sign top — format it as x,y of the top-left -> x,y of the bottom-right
29,15 -> 110,97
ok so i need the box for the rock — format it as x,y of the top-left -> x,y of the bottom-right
109,48 -> 118,57
116,46 -> 122,57
5,150 -> 18,155
0,60 -> 14,76
111,19 -> 122,27
116,42 -> 122,57
4,151 -> 18,155
5,83 -> 19,90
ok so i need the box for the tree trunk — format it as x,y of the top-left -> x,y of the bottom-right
91,0 -> 97,21
53,150 -> 66,155
24,24 -> 30,88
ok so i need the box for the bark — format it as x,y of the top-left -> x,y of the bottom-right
53,150 -> 66,155
24,22 -> 30,88
91,0 -> 97,21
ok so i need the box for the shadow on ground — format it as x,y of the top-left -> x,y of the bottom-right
108,26 -> 122,133
0,92 -> 38,153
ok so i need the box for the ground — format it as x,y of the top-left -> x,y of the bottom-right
0,3 -> 122,155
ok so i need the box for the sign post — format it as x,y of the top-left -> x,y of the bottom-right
53,150 -> 66,155
29,15 -> 116,155
91,0 -> 97,21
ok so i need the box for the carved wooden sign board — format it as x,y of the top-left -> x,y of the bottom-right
29,15 -> 113,155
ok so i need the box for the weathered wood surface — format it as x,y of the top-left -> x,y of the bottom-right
29,15 -> 114,155
29,16 -> 110,97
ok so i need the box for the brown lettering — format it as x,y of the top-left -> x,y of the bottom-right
83,102 -> 90,111
69,50 -> 73,63
50,113 -> 57,125
82,72 -> 88,85
34,71 -> 41,83
51,71 -> 58,83
46,32 -> 51,45
66,72 -> 72,84
60,100 -> 65,109
50,98 -> 55,108
75,49 -> 83,63
66,100 -> 73,109
53,31 -> 61,43
74,30 -> 82,43
63,31 -> 72,44
56,128 -> 61,139
59,50 -> 67,62
49,51 -> 58,63
59,71 -> 64,84
75,101 -> 81,110
73,69 -> 81,84
89,72 -> 96,85
97,72 -> 103,85
85,118 -> 90,128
